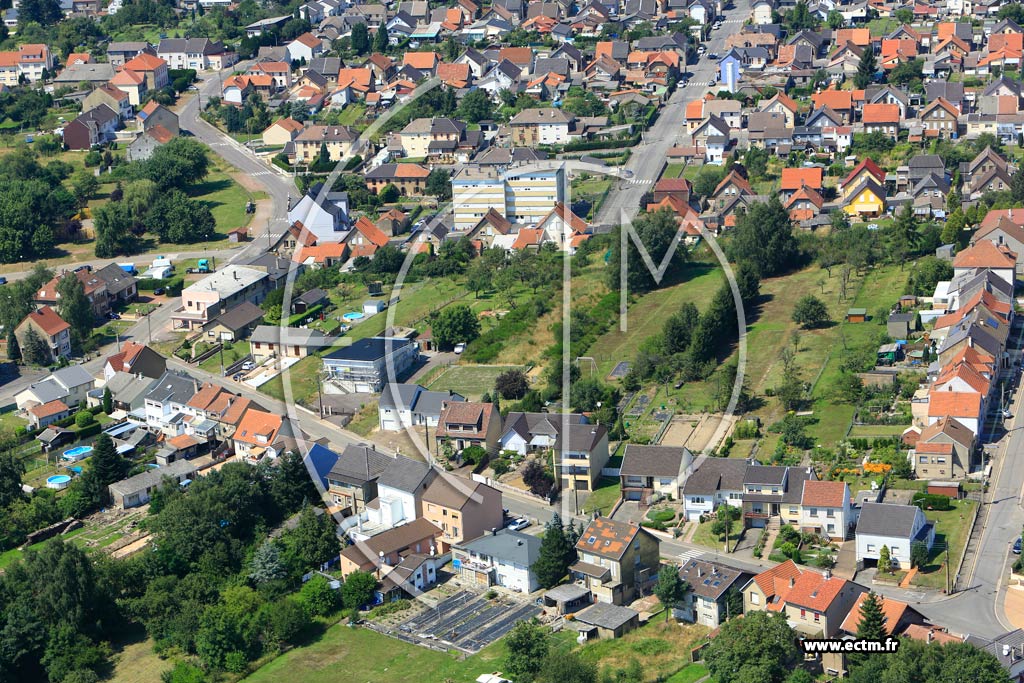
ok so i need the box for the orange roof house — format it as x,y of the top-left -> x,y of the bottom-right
349,216 -> 391,250
840,158 -> 885,189
811,88 -> 854,115
233,409 -> 284,453
926,391 -> 983,420
780,167 -> 824,192
436,62 -> 470,87
952,240 -> 1017,270
835,28 -> 871,47
862,103 -> 901,124
403,51 -> 440,71
839,593 -> 921,636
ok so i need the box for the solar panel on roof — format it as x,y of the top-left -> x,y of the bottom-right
703,579 -> 711,585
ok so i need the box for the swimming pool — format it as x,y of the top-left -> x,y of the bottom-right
62,445 -> 93,461
69,466 -> 83,474
343,311 -> 365,321
46,475 -> 71,490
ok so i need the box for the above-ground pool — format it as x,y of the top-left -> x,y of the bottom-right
343,311 -> 365,321
46,475 -> 71,490
69,466 -> 83,474
62,445 -> 93,461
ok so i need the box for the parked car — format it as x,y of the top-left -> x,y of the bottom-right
106,312 -> 121,320
1014,537 -> 1021,555
867,223 -> 879,231
0,277 -> 8,286
454,342 -> 466,354
241,361 -> 255,371
507,518 -> 530,531
153,287 -> 166,296
1003,409 -> 1013,419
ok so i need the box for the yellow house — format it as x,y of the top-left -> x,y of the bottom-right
842,178 -> 886,218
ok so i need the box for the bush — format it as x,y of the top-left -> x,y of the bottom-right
299,575 -> 340,616
911,492 -> 953,511
491,458 -> 511,477
647,508 -> 675,523
74,410 -> 95,428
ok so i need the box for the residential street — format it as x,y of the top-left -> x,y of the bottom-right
592,0 -> 752,227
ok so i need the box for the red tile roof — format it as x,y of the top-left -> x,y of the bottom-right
751,559 -> 803,597
839,593 -> 911,635
122,53 -> 166,72
862,103 -> 901,124
781,167 -> 824,191
575,517 -> 641,559
784,570 -> 850,611
927,390 -> 983,419
234,409 -> 283,446
24,306 -> 70,337
952,239 -> 1017,269
29,399 -> 69,419
800,480 -> 848,508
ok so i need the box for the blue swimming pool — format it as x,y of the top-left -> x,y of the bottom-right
343,311 -> 365,321
62,445 -> 93,461
69,466 -> 83,474
46,475 -> 71,490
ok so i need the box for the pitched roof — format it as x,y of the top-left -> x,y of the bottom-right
919,415 -> 974,448
421,469 -> 495,510
402,51 -> 439,70
352,215 -> 391,248
576,517 -> 644,560
841,158 -> 886,188
800,480 -> 848,508
122,53 -> 166,71
29,399 -> 69,419
340,517 -> 441,564
784,570 -> 851,612
839,592 -> 912,635
953,240 -> 1017,269
750,558 -> 803,597
862,103 -> 901,123
856,502 -> 923,537
811,88 -> 853,111
927,390 -> 982,419
620,444 -> 691,478
233,409 -> 283,446
23,306 -> 70,337
780,167 -> 823,191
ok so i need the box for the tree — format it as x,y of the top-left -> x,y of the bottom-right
93,201 -> 139,258
57,273 -> 93,342
341,570 -> 377,609
854,45 -> 877,89
494,369 -> 530,400
379,183 -> 400,203
827,9 -> 844,28
877,545 -> 892,573
100,386 -> 113,415
999,2 -> 1024,22
351,23 -> 369,54
147,190 -> 216,244
729,198 -> 800,278
608,208 -> 689,293
431,304 -> 480,349
0,452 -> 25,509
284,505 -> 339,570
20,326 -> 50,366
704,611 -> 799,683
298,574 -> 340,616
533,514 -> 575,589
89,434 -> 129,492
457,89 -> 495,123
140,138 -> 210,191
466,261 -> 492,298
506,620 -> 549,683
891,203 -> 919,268
653,566 -> 688,620
1012,167 -> 1024,203
425,168 -> 452,199
68,170 -> 98,208
538,651 -> 597,683
855,592 -> 886,641
522,460 -> 555,498
941,208 -> 965,246
663,302 -> 700,355
693,165 -> 729,198
910,541 -> 929,569
791,295 -> 830,328
19,0 -> 62,25
785,1 -> 816,30
889,58 -> 923,87
249,540 -> 287,584
372,24 -> 389,53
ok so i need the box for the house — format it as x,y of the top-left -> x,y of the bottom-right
838,592 -> 926,638
421,470 -> 503,550
952,240 -> 1017,287
13,306 -> 71,363
121,52 -> 169,90
862,103 -> 901,139
498,412 -> 586,455
232,409 -> 287,463
248,325 -> 327,364
103,341 -> 166,382
262,118 -> 304,147
286,183 -> 350,242
914,416 -> 975,480
82,84 -> 132,121
365,163 -> 431,195
681,457 -> 748,521
554,424 -> 610,493
108,459 -> 197,509
0,44 -> 54,84
201,302 -> 265,342
137,101 -> 179,137
454,528 -> 540,592
286,32 -> 325,63
292,125 -> 359,164
571,517 -> 660,605
126,124 -> 174,161
157,38 -> 235,71
377,552 -> 444,602
326,443 -> 395,515
172,266 -> 270,330
536,202 -> 591,252
35,269 -> 112,319
887,312 -> 917,338
964,630 -> 1024,681
573,603 -> 640,640
675,559 -> 751,626
509,108 -> 574,145
799,480 -> 853,541
378,383 -> 465,431
920,97 -> 960,137
106,42 -> 151,68
26,400 -> 70,430
63,104 -> 119,150
435,401 -> 501,454
339,517 -> 442,577
855,502 -> 935,569
778,568 -> 866,638
619,445 -> 694,504
742,558 -> 803,614
741,464 -> 816,530
353,453 -> 433,535
322,337 -> 418,393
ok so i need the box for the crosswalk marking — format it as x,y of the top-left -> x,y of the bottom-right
677,548 -> 705,566
627,178 -> 653,185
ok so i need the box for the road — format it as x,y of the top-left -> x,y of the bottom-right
592,0 -> 752,227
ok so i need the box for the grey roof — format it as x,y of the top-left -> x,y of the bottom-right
323,337 -> 414,363
108,459 -> 197,496
307,57 -> 344,77
744,465 -> 787,486
145,371 -> 199,405
620,445 -> 692,478
856,502 -> 923,538
888,313 -> 915,323
55,62 -> 115,83
678,559 -> 749,600
245,253 -> 294,284
965,629 -> 1024,671
104,371 -> 158,405
377,454 -> 432,494
249,325 -> 327,347
575,602 -> 638,630
24,378 -> 68,405
503,411 -> 585,440
379,383 -> 464,415
158,38 -> 223,54
106,41 -> 150,53
92,263 -> 137,296
457,528 -> 541,567
210,301 -> 264,332
682,458 -> 750,495
557,423 -> 607,452
327,443 -> 394,486
51,365 -> 95,390
37,426 -> 72,443
544,583 -> 591,602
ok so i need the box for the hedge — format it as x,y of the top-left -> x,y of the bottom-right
911,492 -> 953,511
137,275 -> 185,296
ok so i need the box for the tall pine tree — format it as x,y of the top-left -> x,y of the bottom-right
854,47 -> 877,89
855,592 -> 886,640
90,433 -> 129,493
533,513 -> 576,588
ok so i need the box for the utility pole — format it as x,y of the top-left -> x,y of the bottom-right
219,342 -> 224,376
316,373 -> 324,418
147,307 -> 153,345
945,544 -> 951,594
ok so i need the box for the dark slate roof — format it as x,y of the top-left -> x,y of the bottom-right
856,502 -> 922,538
323,337 -> 414,362
377,454 -> 432,493
743,465 -> 787,486
575,602 -> 638,630
456,528 -> 541,566
678,559 -> 749,600
212,301 -> 264,331
620,445 -> 691,478
327,444 -> 394,486
682,458 -> 750,495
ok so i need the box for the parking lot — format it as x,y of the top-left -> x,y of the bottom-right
397,590 -> 540,652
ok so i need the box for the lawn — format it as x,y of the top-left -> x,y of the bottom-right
243,621 -> 508,683
847,424 -> 911,439
912,499 -> 977,590
427,364 -> 527,401
259,355 -> 323,406
582,476 -> 621,516
691,518 -> 742,551
108,635 -> 172,683
0,409 -> 27,433
347,400 -> 379,436
662,163 -> 687,179
182,157 -> 264,246
198,342 -> 249,375
666,663 -> 709,683
574,620 -> 710,680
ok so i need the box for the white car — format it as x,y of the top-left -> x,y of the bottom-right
507,518 -> 530,531
454,342 -> 466,354
241,361 -> 255,371
867,223 -> 879,231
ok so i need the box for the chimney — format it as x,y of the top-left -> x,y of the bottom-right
1003,644 -> 1010,658
697,567 -> 702,577
927,630 -> 933,643
789,577 -> 795,588
823,569 -> 831,580
517,540 -> 523,546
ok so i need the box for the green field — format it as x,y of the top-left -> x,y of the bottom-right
182,157 -> 264,246
691,518 -> 742,551
582,476 -> 621,516
666,663 -> 709,683
427,364 -> 527,401
662,163 -> 687,179
913,499 -> 977,590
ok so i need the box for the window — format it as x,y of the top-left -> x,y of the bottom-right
691,497 -> 705,504
867,544 -> 876,552
919,455 -> 928,464
827,509 -> 835,518
810,508 -> 817,516
814,612 -> 820,623
789,506 -> 798,515
750,592 -> 760,605
800,609 -> 806,618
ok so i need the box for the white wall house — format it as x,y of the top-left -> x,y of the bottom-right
453,529 -> 541,593
680,457 -> 748,522
799,480 -> 853,541
855,502 -> 935,569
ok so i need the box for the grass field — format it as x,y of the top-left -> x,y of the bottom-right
108,636 -> 172,683
427,365 -> 527,400
847,424 -> 910,438
691,518 -> 742,551
582,476 -> 621,516
913,499 -> 977,589
662,163 -> 687,179
260,355 -> 323,406
666,663 -> 709,683
198,342 -> 249,375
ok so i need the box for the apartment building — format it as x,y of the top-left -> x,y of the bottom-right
451,165 -> 566,231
